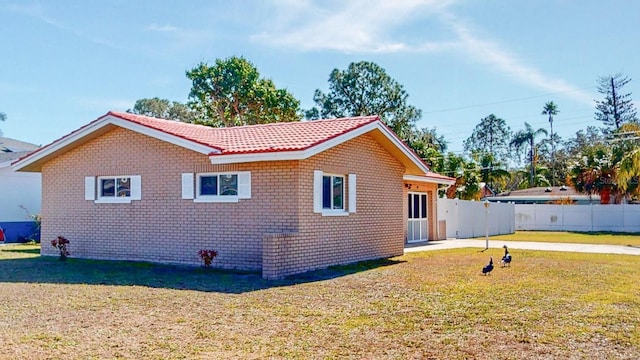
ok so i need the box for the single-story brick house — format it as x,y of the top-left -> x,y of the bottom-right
13,111 -> 454,279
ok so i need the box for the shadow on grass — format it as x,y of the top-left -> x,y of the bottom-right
0,255 -> 404,294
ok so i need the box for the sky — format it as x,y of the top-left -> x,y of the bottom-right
1,0 -> 639,155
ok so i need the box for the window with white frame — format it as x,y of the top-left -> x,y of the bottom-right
322,174 -> 344,210
85,175 -> 142,203
182,172 -> 251,202
313,170 -> 356,216
198,173 -> 238,197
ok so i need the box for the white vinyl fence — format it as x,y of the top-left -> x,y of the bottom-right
515,204 -> 640,233
437,198 -> 515,239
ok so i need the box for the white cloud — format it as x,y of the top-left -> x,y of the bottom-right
254,0 -> 594,104
252,0 -> 457,53
147,24 -> 181,33
145,23 -> 216,49
442,14 -> 594,106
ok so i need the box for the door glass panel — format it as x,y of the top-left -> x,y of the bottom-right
413,194 -> 420,219
421,194 -> 427,219
407,194 -> 412,219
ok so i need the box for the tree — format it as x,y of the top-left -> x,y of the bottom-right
611,122 -> 640,202
127,98 -> 195,122
429,152 -> 482,200
510,122 -> 548,187
472,152 -> 510,193
186,56 -> 301,127
306,61 -> 420,139
564,126 -> 604,158
541,101 -> 559,185
515,163 -> 550,189
406,127 -> 447,162
569,143 -> 617,204
594,73 -> 637,130
538,133 -> 568,186
463,114 -> 512,165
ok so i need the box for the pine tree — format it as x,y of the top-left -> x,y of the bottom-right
594,73 -> 637,130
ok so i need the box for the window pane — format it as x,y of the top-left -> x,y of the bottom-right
101,179 -> 115,197
200,176 -> 218,195
413,194 -> 419,219
220,174 -> 238,195
407,194 -> 412,219
117,178 -> 131,197
322,176 -> 331,209
333,176 -> 343,209
421,194 -> 427,219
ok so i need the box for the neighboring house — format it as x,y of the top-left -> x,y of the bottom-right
484,185 -> 600,205
0,137 -> 41,242
13,111 -> 454,279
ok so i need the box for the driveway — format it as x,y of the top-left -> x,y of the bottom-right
405,239 -> 640,256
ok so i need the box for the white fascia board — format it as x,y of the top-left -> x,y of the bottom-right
209,150 -> 307,164
209,121 -> 430,170
12,115 -> 219,171
404,174 -> 456,185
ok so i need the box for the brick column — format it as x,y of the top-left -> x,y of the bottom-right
262,233 -> 297,280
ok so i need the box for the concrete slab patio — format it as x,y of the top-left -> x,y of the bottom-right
405,239 -> 640,256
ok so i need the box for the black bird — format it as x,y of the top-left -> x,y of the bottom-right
501,245 -> 512,267
482,257 -> 494,275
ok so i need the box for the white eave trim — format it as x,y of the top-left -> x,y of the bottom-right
404,174 -> 456,186
209,121 -> 430,173
13,115 -> 220,171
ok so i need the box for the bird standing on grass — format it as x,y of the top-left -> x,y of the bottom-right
501,245 -> 512,267
482,257 -> 494,275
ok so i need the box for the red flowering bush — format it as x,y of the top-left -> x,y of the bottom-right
198,249 -> 218,267
51,236 -> 70,260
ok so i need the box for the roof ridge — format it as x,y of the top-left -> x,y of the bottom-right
108,110 -> 380,130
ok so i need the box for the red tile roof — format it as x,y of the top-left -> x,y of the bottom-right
108,111 -> 380,155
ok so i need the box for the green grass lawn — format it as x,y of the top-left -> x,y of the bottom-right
486,231 -> 640,246
0,243 -> 638,359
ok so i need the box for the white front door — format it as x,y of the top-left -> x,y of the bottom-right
407,192 -> 428,243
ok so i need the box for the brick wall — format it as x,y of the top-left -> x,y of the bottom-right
41,127 -> 299,271
262,132 -> 406,279
41,127 -> 411,279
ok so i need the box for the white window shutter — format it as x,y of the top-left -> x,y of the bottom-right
130,175 -> 142,200
181,173 -> 194,199
238,171 -> 252,199
313,170 -> 323,213
348,173 -> 356,213
84,176 -> 96,201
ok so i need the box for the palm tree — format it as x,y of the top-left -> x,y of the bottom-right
516,164 -> 551,189
541,101 -> 559,185
510,122 -> 548,188
614,122 -> 640,202
473,152 -> 510,193
569,144 -> 616,204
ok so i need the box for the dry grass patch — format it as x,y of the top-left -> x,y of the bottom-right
487,231 -> 640,246
0,244 -> 638,359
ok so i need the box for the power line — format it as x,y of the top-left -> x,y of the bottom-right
422,86 -> 596,115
